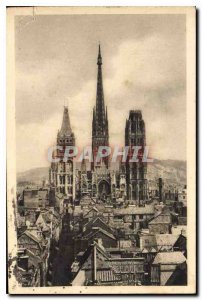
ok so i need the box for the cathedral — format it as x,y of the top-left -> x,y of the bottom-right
49,45 -> 148,205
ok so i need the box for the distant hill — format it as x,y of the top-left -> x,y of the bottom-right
147,159 -> 186,187
17,159 -> 186,187
17,167 -> 49,185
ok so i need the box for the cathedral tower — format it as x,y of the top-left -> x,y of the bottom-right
92,45 -> 109,170
50,106 -> 75,202
125,110 -> 147,205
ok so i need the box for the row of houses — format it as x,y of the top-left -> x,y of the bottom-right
16,188 -> 65,287
69,196 -> 187,286
16,186 -> 187,287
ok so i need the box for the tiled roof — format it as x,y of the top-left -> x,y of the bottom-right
113,205 -> 155,215
83,227 -> 116,241
83,216 -> 113,235
19,230 -> 46,250
152,252 -> 186,265
141,234 -> 182,252
171,225 -> 187,236
82,242 -> 110,270
149,213 -> 171,224
83,207 -> 99,218
26,249 -> 42,266
155,234 -> 179,248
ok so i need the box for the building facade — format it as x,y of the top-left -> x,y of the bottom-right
50,46 -> 147,205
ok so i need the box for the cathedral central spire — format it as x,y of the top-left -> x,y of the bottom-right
95,44 -> 106,131
97,44 -> 102,65
92,44 -> 109,170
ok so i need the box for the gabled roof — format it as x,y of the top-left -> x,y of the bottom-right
83,227 -> 116,241
83,215 -> 113,234
140,233 -> 183,252
83,206 -> 99,218
149,213 -> 171,225
113,205 -> 155,215
19,230 -> 46,250
72,240 -> 145,285
155,234 -> 179,248
153,252 -> 186,265
82,241 -> 110,271
150,247 -> 157,253
26,249 -> 42,265
171,225 -> 187,236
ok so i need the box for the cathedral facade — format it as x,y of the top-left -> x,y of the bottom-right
50,45 -> 148,205
79,45 -> 122,203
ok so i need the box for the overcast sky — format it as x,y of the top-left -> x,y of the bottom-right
15,14 -> 186,172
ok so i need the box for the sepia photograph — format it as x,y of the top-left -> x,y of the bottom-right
7,6 -> 196,294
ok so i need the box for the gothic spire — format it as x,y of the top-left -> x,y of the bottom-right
97,44 -> 102,65
105,106 -> 108,133
96,44 -> 105,129
92,44 -> 109,170
59,106 -> 72,136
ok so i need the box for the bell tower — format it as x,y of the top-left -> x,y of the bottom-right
49,106 -> 76,202
125,110 -> 148,205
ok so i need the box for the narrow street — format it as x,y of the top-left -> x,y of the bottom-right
52,213 -> 74,286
